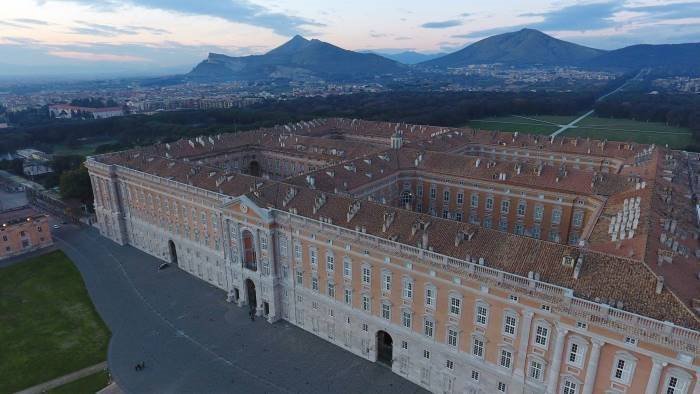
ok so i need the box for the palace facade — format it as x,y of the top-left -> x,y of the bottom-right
86,118 -> 700,394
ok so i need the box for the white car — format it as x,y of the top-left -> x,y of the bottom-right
52,224 -> 61,229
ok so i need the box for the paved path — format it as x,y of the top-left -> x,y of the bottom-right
16,362 -> 108,394
53,225 -> 425,394
549,109 -> 595,138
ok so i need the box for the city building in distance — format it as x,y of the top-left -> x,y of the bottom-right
85,118 -> 699,394
0,206 -> 53,260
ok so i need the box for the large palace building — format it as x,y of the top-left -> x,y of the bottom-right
86,118 -> 700,394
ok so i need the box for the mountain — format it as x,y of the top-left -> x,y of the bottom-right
422,28 -> 605,68
366,51 -> 447,65
188,35 -> 404,81
585,43 -> 700,71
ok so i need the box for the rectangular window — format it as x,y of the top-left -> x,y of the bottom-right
402,311 -> 412,328
381,304 -> 391,320
569,343 -> 580,365
517,201 -> 526,216
471,370 -> 479,381
327,283 -> 335,298
470,193 -> 478,208
312,277 -> 319,292
563,380 -> 578,394
449,297 -> 461,315
446,360 -> 454,370
498,382 -> 507,392
425,287 -> 435,307
362,266 -> 371,285
294,243 -> 302,260
529,360 -> 543,381
344,289 -> 352,305
401,341 -> 408,350
499,217 -> 508,231
483,216 -> 492,228
455,212 -> 463,221
485,196 -> 494,210
424,319 -> 434,337
343,257 -> 352,278
552,208 -> 562,224
535,325 -> 549,347
447,329 -> 458,347
429,185 -> 436,200
504,315 -> 517,336
382,272 -> 391,292
573,211 -> 584,227
362,295 -> 370,312
614,359 -> 629,382
423,349 -> 430,359
457,193 -> 464,205
403,281 -> 413,299
501,200 -> 510,214
443,190 -> 450,202
534,205 -> 544,222
476,305 -> 488,326
326,254 -> 335,272
472,337 -> 484,358
500,349 -> 512,369
310,248 -> 318,266
296,271 -> 303,285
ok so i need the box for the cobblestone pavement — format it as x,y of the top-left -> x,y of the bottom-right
54,225 -> 426,394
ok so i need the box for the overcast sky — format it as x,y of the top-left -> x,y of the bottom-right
1,0 -> 699,76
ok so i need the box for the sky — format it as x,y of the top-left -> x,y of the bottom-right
0,0 -> 699,77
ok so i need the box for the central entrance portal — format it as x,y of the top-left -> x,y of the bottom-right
245,279 -> 257,312
376,330 -> 393,367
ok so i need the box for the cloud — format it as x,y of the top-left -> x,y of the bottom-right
626,2 -> 700,20
370,31 -> 387,38
69,21 -> 139,36
421,20 -> 462,29
459,2 -> 620,39
48,50 -> 148,62
394,36 -> 411,41
46,0 -> 324,36
126,25 -> 170,35
13,18 -> 50,25
0,20 -> 31,28
460,13 -> 471,17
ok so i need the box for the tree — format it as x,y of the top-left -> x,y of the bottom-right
59,165 -> 93,202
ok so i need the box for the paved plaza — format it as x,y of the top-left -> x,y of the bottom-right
53,225 -> 426,394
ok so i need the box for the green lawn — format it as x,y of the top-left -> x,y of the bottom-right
468,114 -> 694,149
47,370 -> 111,394
468,115 -> 576,135
0,250 -> 111,393
53,140 -> 116,156
563,116 -> 693,149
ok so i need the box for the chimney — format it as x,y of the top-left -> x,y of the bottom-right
421,231 -> 429,249
655,276 -> 664,294
382,211 -> 395,232
573,256 -> 583,279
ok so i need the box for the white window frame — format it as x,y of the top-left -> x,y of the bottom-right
499,347 -> 513,369
474,301 -> 489,326
294,242 -> 302,261
402,277 -> 414,300
402,309 -> 412,329
448,292 -> 462,316
533,320 -> 551,349
382,270 -> 392,293
471,334 -> 485,359
362,294 -> 371,312
326,253 -> 335,272
662,368 -> 691,394
424,317 -> 435,338
560,375 -> 582,394
381,302 -> 391,320
610,351 -> 637,385
502,310 -> 518,337
425,284 -> 436,308
527,355 -> 546,382
447,327 -> 459,348
343,256 -> 352,278
361,264 -> 371,285
566,336 -> 588,368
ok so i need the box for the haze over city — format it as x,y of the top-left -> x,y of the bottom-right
1,0 -> 699,75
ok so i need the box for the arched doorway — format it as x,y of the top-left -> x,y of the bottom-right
376,330 -> 393,366
245,279 -> 257,312
168,240 -> 178,264
400,190 -> 413,210
249,161 -> 261,177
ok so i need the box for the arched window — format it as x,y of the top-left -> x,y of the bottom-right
242,229 -> 256,270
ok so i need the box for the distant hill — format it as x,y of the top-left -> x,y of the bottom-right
365,51 -> 447,65
585,43 -> 700,72
422,28 -> 605,68
188,35 -> 404,81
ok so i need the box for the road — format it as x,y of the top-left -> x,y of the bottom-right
53,225 -> 425,394
549,69 -> 647,138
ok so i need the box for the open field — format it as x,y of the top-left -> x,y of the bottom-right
52,139 -> 116,156
469,114 -> 693,149
0,250 -> 110,393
